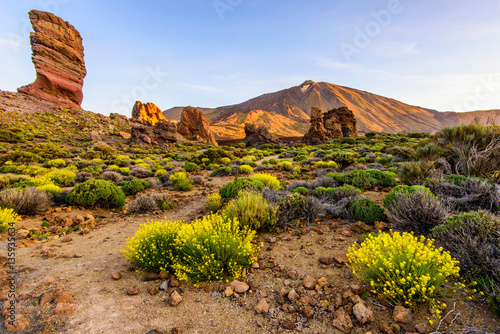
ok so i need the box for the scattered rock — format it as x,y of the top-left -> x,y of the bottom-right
169,277 -> 180,287
379,323 -> 395,334
353,302 -> 374,325
230,280 -> 249,294
333,254 -> 349,265
148,286 -> 159,296
254,298 -> 269,314
303,106 -> 358,145
224,286 -> 234,297
159,281 -> 168,291
332,307 -> 353,332
393,306 -> 413,324
112,271 -> 122,280
54,291 -> 75,304
415,322 -> 430,334
281,319 -> 295,330
302,275 -> 317,289
160,270 -> 169,279
4,314 -> 30,332
287,289 -> 299,301
53,303 -> 78,316
143,273 -> 160,281
169,291 -> 183,307
374,221 -> 388,231
351,221 -> 371,234
243,123 -> 282,147
178,106 -> 218,146
344,270 -> 352,279
127,286 -> 140,296
61,236 -> 73,243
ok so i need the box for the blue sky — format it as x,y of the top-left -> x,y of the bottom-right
1,0 -> 500,117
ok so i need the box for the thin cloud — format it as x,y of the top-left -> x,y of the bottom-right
0,37 -> 29,49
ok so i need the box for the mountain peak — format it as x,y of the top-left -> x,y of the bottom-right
300,80 -> 316,86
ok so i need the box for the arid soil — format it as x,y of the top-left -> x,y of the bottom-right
1,173 -> 500,334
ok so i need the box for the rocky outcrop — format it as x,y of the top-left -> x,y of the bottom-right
131,101 -> 167,126
243,123 -> 281,147
178,106 -> 218,146
303,106 -> 357,144
130,121 -> 183,147
17,10 -> 86,109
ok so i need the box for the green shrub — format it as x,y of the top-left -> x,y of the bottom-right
325,172 -> 346,184
183,162 -> 200,173
29,143 -> 68,159
383,185 -> 433,210
169,172 -> 189,185
207,193 -> 222,213
119,167 -> 130,176
66,179 -> 125,209
155,169 -> 168,177
397,161 -> 435,185
0,207 -> 20,233
0,188 -> 51,215
348,231 -> 461,308
219,178 -> 265,199
47,159 -> 66,168
0,129 -> 24,143
330,151 -> 358,168
224,191 -> 278,231
252,173 -> 281,190
0,175 -> 31,191
238,164 -> 253,175
37,183 -> 62,195
349,198 -> 385,225
293,186 -> 310,196
176,179 -> 193,191
121,178 -> 151,196
314,161 -> 338,169
43,169 -> 76,187
269,158 -> 278,165
433,211 -> 500,312
367,169 -> 397,187
277,160 -> 292,171
0,151 -> 42,164
210,167 -> 232,177
347,170 -> 375,191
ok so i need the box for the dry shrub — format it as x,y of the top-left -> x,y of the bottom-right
0,187 -> 51,215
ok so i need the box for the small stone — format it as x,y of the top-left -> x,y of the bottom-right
333,254 -> 349,265
302,275 -> 317,289
53,303 -> 78,317
393,306 -> 413,324
112,271 -> 122,280
282,320 -> 295,330
254,298 -> 269,314
374,221 -> 388,231
224,286 -> 234,297
344,270 -> 352,279
4,314 -> 30,331
159,281 -> 168,291
415,322 -> 430,334
302,306 -> 315,318
127,286 -> 140,295
252,262 -> 260,269
61,236 -> 73,243
353,302 -> 374,325
351,221 -> 370,234
267,237 -> 277,243
332,307 -> 353,332
169,291 -> 183,307
287,289 -> 299,301
169,277 -> 180,287
40,276 -> 55,283
230,280 -> 249,294
40,292 -> 55,306
379,323 -> 394,334
318,257 -> 332,265
54,291 -> 75,304
160,270 -> 169,279
317,277 -> 329,288
143,273 -> 160,281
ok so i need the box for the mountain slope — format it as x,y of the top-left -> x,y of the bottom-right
164,80 -> 500,139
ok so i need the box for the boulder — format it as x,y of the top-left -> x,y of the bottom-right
17,10 -> 86,109
130,122 -> 183,147
178,106 -> 218,146
243,123 -> 281,147
131,101 -> 167,126
303,106 -> 357,144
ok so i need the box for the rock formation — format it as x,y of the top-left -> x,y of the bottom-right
131,101 -> 167,126
243,123 -> 281,147
17,10 -> 86,109
303,106 -> 357,144
130,121 -> 183,147
178,106 -> 218,146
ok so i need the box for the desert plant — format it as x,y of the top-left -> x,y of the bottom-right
219,177 -> 265,199
387,189 -> 448,236
206,193 -> 222,213
330,151 -> 358,169
66,179 -> 125,209
0,207 -> 20,233
0,175 -> 31,191
349,198 -> 385,225
293,186 -> 309,196
0,187 -> 51,215
76,172 -> 93,183
367,169 -> 397,187
37,183 -> 62,195
433,211 -> 500,311
43,169 -> 76,187
128,193 -> 174,213
100,171 -> 123,184
252,173 -> 281,190
47,159 -> 66,168
129,166 -> 151,178
238,164 -> 253,175
224,191 -> 278,231
397,161 -> 435,186
383,185 -> 434,211
183,162 -> 200,173
274,193 -> 324,227
314,161 -> 338,169
277,160 -> 293,171
210,167 -> 233,177
121,178 -> 151,196
348,231 -> 461,308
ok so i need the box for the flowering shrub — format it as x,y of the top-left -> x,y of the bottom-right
347,230 -> 460,308
277,160 -> 293,171
122,213 -> 258,282
0,207 -> 20,233
206,193 -> 222,213
37,183 -> 62,195
238,165 -> 253,175
47,159 -> 66,168
224,191 -> 278,231
43,169 -> 76,187
169,172 -> 189,185
173,214 -> 258,282
314,161 -> 338,169
252,173 -> 282,190
183,162 -> 200,173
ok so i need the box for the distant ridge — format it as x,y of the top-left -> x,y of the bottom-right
164,80 -> 500,140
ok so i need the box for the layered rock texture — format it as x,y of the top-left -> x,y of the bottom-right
131,101 -> 167,126
178,106 -> 218,146
130,122 -> 183,147
243,123 -> 281,147
17,10 -> 86,109
303,106 -> 357,145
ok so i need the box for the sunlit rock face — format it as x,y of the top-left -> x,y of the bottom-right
131,101 -> 168,126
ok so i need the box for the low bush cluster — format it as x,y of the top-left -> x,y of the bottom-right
219,177 -> 265,199
0,207 -> 20,233
224,191 -> 277,231
0,187 -> 51,215
66,179 -> 125,209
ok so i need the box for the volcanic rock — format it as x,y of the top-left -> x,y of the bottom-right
243,123 -> 281,147
17,10 -> 86,109
303,106 -> 357,144
132,101 -> 167,126
130,122 -> 183,147
178,106 -> 218,146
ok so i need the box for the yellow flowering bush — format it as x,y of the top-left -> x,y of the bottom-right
347,230 -> 460,308
224,191 -> 278,231
206,193 -> 222,212
252,173 -> 282,190
37,183 -> 62,195
122,220 -> 182,272
238,165 -> 253,175
0,207 -> 20,233
173,214 -> 258,282
122,213 -> 258,282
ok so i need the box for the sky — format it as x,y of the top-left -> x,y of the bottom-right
1,0 -> 500,117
